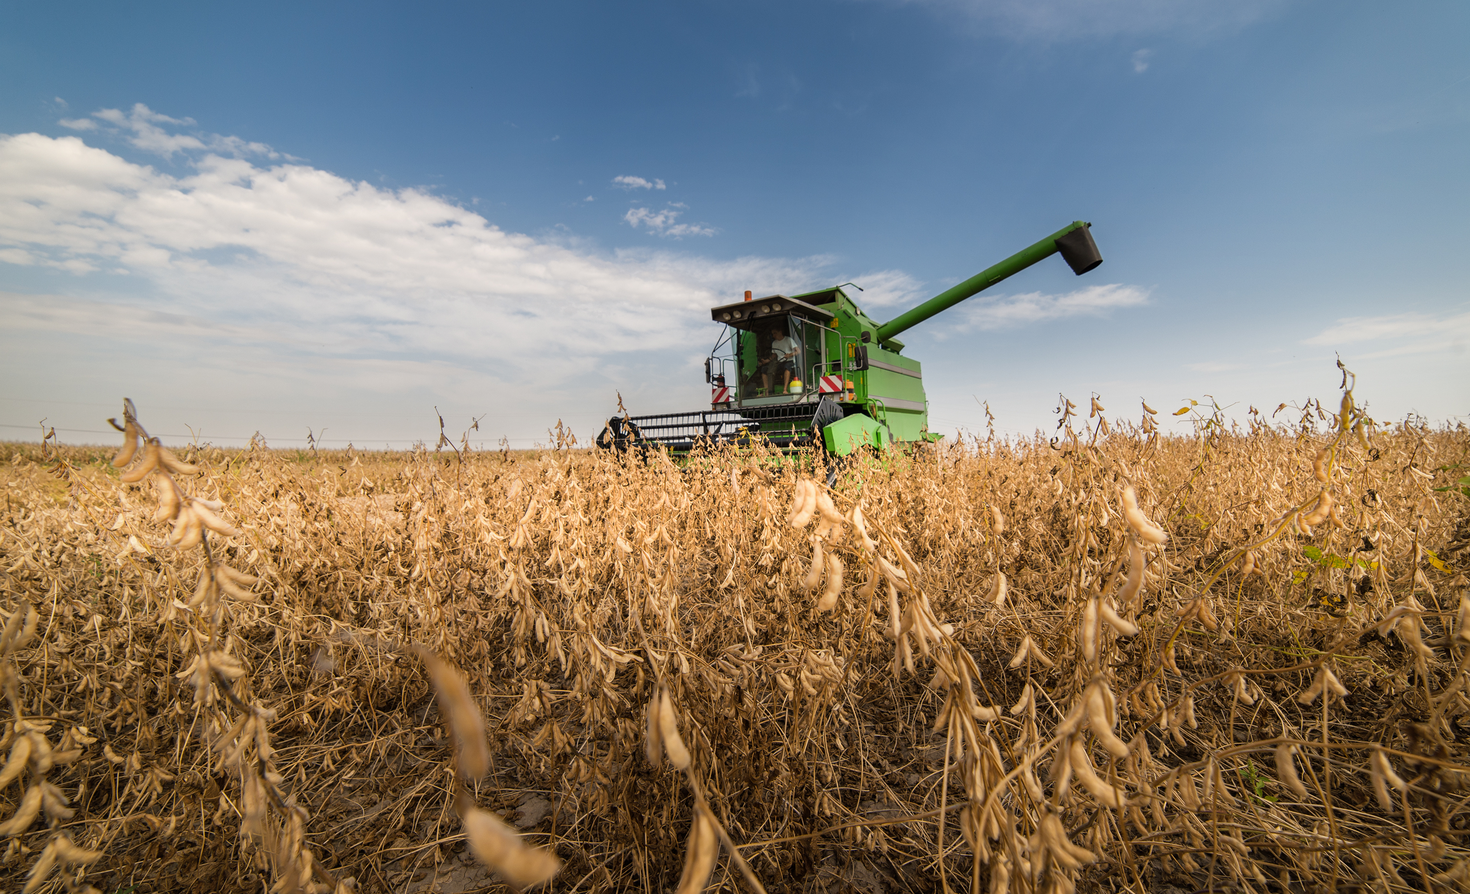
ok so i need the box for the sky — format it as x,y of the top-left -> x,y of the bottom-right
1,0 -> 1467,449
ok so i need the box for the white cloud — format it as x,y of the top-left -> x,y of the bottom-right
613,175 -> 666,190
882,0 -> 1290,41
624,205 -> 717,238
2,290 -> 288,345
625,207 -> 673,229
957,283 -> 1150,330
0,128 -> 815,390
1305,310 -> 1470,358
80,103 -> 279,160
1132,49 -> 1153,73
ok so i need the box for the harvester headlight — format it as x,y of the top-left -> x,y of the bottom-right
720,312 -> 732,321
760,304 -> 771,313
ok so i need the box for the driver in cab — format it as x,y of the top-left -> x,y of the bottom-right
761,325 -> 800,394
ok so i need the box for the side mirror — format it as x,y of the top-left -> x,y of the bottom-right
704,358 -> 711,383
853,346 -> 869,371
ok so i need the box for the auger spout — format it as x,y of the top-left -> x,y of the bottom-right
874,220 -> 1102,343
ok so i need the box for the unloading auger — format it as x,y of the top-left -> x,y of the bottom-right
595,221 -> 1103,457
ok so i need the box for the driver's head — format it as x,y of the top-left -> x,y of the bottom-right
771,326 -> 785,338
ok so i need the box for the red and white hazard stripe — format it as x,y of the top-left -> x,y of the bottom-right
818,375 -> 845,394
711,385 -> 732,404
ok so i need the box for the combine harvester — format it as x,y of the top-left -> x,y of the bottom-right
596,221 -> 1103,458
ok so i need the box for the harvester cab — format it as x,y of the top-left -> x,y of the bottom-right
596,220 -> 1103,457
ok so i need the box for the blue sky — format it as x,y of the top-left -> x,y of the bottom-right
2,0 -> 1466,447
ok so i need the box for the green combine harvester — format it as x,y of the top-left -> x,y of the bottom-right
595,221 -> 1103,457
